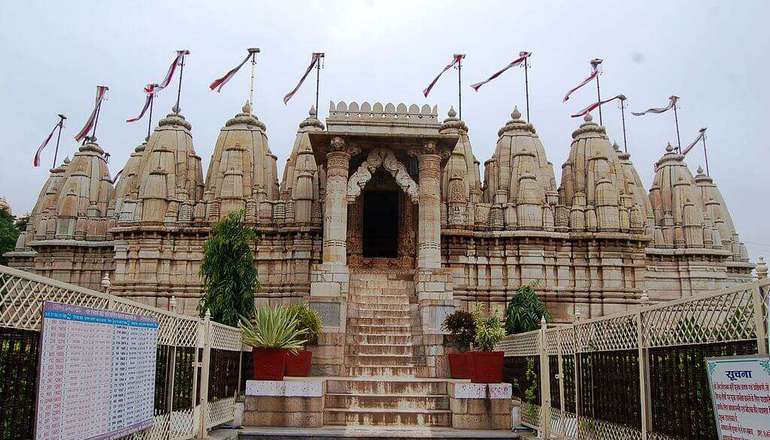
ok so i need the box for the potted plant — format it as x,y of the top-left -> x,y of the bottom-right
239,305 -> 307,381
442,310 -> 476,379
470,307 -> 507,383
284,303 -> 322,377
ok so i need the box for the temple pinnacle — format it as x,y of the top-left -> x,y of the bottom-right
584,113 -> 593,122
697,165 -> 704,175
511,106 -> 521,120
309,105 -> 317,117
448,106 -> 457,118
242,100 -> 251,114
666,143 -> 674,153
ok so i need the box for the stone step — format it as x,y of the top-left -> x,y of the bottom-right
323,408 -> 451,427
348,324 -> 412,335
348,316 -> 411,326
355,309 -> 412,318
325,393 -> 450,411
326,379 -> 448,395
350,295 -> 410,305
239,426 -> 520,439
354,303 -> 411,312
350,343 -> 413,356
351,287 -> 412,296
345,353 -> 414,366
347,334 -> 413,345
345,366 -> 418,377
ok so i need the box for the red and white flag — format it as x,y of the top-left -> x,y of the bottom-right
571,94 -> 625,118
157,50 -> 190,91
74,86 -> 108,142
423,54 -> 464,97
563,64 -> 598,103
682,128 -> 706,155
33,118 -> 64,167
632,96 -> 679,116
470,52 -> 530,92
210,49 -> 258,92
283,53 -> 324,105
126,84 -> 158,123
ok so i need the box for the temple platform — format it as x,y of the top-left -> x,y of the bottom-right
238,426 -> 520,439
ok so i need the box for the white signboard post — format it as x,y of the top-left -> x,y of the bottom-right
706,355 -> 770,439
35,301 -> 158,440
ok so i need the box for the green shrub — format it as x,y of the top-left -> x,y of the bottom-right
473,306 -> 506,352
442,310 -> 476,352
287,303 -> 322,346
505,283 -> 549,334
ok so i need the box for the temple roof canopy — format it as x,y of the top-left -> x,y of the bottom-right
308,131 -> 458,166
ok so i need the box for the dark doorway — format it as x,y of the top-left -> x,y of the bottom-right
363,191 -> 399,258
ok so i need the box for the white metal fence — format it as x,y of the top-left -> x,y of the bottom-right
498,278 -> 770,440
0,265 -> 244,440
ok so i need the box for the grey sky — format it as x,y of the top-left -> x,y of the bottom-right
1,0 -> 768,259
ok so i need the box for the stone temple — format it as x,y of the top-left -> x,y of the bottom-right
6,100 -> 753,376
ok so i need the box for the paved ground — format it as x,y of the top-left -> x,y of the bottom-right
236,426 -> 522,439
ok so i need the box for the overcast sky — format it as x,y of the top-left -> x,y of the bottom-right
1,0 -> 768,259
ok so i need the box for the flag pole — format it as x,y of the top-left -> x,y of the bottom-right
314,53 -> 324,115
52,114 -> 66,169
174,51 -> 188,113
248,48 -> 260,113
618,95 -> 628,153
146,94 -> 154,141
700,128 -> 709,176
672,97 -> 682,153
455,54 -> 464,120
90,92 -> 104,142
523,54 -> 531,122
591,58 -> 604,125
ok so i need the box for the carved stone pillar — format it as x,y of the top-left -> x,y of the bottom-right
418,145 -> 442,270
322,140 -> 351,266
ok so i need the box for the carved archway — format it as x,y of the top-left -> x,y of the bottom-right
347,148 -> 418,203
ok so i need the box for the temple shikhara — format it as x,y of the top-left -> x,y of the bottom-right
6,99 -> 752,377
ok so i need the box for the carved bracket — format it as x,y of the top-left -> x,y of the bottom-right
347,148 -> 419,204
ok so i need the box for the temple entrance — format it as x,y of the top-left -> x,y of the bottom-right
363,191 -> 399,258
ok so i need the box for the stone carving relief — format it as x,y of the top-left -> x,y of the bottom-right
347,148 -> 419,203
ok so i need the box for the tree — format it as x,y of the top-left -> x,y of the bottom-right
0,208 -> 19,266
505,283 -> 550,334
199,210 -> 259,326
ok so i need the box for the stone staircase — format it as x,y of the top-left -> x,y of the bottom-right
323,270 -> 451,427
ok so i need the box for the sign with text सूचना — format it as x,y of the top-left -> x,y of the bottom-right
706,355 -> 770,440
35,301 -> 159,440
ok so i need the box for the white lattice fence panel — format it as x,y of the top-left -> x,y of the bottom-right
575,417 -> 642,440
575,314 -> 638,353
206,397 -> 235,429
168,408 -> 196,440
520,402 -> 541,429
175,316 -> 202,348
497,329 -> 540,356
643,286 -> 757,347
545,328 -> 560,355
0,268 -> 110,331
211,322 -> 242,351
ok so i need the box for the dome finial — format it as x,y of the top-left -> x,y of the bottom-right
242,100 -> 251,114
584,112 -> 593,122
696,165 -> 704,175
511,106 -> 521,120
448,106 -> 457,118
309,105 -> 317,117
665,143 -> 674,153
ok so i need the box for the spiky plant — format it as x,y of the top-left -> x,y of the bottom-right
199,210 -> 259,326
239,305 -> 308,354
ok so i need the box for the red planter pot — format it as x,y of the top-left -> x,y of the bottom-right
285,350 -> 312,377
470,351 -> 504,383
448,352 -> 472,379
251,348 -> 287,380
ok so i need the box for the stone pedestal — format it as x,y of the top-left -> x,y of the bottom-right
449,382 -> 512,430
244,379 -> 325,428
